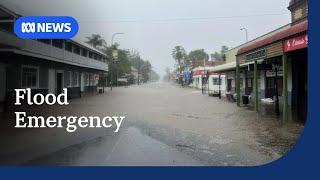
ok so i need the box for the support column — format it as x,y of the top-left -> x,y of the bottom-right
236,63 -> 241,106
283,54 -> 289,122
219,73 -> 221,99
254,60 -> 259,112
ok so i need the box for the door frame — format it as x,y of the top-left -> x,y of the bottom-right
56,70 -> 64,95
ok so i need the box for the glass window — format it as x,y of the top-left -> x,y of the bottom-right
74,45 -> 80,55
52,40 -> 64,49
84,73 -> 89,86
81,49 -> 88,57
65,71 -> 72,87
213,78 -> 221,85
89,52 -> 94,59
21,66 -> 38,88
72,72 -> 79,87
90,73 -> 95,85
65,41 -> 73,52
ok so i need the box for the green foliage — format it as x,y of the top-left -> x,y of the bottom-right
172,46 -> 187,67
85,33 -> 159,85
210,46 -> 229,61
85,34 -> 106,49
188,49 -> 209,62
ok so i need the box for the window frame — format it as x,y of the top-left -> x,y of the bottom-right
21,65 -> 39,89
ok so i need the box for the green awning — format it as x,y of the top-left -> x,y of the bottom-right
240,59 -> 264,67
212,61 -> 236,72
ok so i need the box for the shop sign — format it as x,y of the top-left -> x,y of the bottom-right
284,34 -> 308,52
245,48 -> 266,62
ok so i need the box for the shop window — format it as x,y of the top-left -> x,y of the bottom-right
21,66 -> 38,88
90,73 -> 95,85
65,71 -> 72,87
212,78 -> 221,85
266,77 -> 283,98
84,73 -> 89,86
72,72 -> 79,87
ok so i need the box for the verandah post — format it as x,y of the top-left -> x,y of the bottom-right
282,54 -> 288,122
254,60 -> 259,112
236,63 -> 241,106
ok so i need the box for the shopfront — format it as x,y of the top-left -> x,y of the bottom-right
284,34 -> 308,122
236,20 -> 307,122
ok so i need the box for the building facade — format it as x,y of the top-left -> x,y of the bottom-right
235,0 -> 308,122
0,5 -> 108,112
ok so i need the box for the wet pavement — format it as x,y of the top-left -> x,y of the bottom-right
0,82 -> 304,166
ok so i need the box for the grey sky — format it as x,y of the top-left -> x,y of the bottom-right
2,0 -> 291,76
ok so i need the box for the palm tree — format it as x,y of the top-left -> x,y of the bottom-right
172,46 -> 187,85
85,34 -> 106,49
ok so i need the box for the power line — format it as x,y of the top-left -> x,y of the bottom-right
80,13 -> 289,23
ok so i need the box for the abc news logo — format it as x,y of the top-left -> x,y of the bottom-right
14,16 -> 78,39
21,22 -> 72,33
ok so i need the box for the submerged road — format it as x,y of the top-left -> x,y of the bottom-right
0,82 -> 302,166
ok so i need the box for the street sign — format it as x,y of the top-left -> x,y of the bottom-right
112,49 -> 118,59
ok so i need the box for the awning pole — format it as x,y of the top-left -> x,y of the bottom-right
283,54 -> 289,122
219,73 -> 221,99
254,60 -> 259,112
236,63 -> 241,106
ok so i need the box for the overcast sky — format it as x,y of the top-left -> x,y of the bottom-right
2,0 -> 291,76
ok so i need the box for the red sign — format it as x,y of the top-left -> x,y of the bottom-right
284,34 -> 308,52
193,70 -> 206,76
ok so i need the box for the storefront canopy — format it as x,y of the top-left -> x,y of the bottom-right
212,62 -> 236,72
240,59 -> 264,67
237,20 -> 308,55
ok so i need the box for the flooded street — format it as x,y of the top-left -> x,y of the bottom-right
0,82 -> 303,166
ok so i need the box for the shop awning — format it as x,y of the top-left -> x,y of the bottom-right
240,59 -> 264,67
212,62 -> 236,72
237,20 -> 308,55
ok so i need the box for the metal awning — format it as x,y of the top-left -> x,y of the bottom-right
212,62 -> 236,72
240,59 -> 264,67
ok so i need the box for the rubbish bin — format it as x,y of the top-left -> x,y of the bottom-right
242,95 -> 249,105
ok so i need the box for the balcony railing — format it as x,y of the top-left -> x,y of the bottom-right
0,30 -> 108,71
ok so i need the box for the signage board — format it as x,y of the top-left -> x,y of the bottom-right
284,34 -> 308,52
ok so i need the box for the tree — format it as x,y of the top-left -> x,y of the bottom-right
188,49 -> 209,62
172,46 -> 187,68
85,34 -> 106,49
211,46 -> 229,61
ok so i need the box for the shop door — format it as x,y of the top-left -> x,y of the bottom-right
296,61 -> 307,122
56,73 -> 63,95
292,49 -> 308,122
